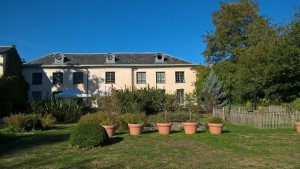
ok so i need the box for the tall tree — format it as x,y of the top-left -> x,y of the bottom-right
202,0 -> 273,63
202,69 -> 227,112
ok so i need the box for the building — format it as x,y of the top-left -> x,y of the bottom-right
22,52 -> 197,103
0,46 -> 12,77
0,46 -> 29,116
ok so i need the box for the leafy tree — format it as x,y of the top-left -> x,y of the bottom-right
202,69 -> 227,112
202,0 -> 273,63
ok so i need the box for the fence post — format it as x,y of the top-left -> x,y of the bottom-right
222,107 -> 225,121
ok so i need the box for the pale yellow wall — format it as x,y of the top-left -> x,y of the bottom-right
0,54 -> 4,77
22,66 -> 196,101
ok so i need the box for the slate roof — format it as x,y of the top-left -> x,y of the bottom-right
0,46 -> 12,53
24,52 -> 195,67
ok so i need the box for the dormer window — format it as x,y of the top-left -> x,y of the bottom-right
53,53 -> 65,64
105,53 -> 116,63
155,53 -> 165,63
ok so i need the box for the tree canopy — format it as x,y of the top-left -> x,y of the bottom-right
201,0 -> 300,105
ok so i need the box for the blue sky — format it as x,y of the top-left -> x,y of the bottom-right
0,0 -> 299,64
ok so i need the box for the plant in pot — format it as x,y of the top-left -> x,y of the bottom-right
182,93 -> 199,135
101,113 -> 118,138
294,120 -> 300,133
78,112 -> 117,138
207,116 -> 224,135
156,112 -> 173,135
121,112 -> 146,136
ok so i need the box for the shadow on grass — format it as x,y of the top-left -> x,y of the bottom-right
0,132 -> 70,156
106,137 -> 124,146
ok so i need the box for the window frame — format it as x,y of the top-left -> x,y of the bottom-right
136,72 -> 146,84
175,71 -> 185,83
156,72 -> 166,84
105,72 -> 115,84
53,72 -> 63,85
73,72 -> 83,84
176,89 -> 184,104
32,73 -> 42,85
32,91 -> 42,100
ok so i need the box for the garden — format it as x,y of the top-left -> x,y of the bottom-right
1,88 -> 300,168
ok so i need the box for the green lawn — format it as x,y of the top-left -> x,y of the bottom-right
1,123 -> 300,169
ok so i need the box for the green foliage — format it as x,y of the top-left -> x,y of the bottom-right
121,112 -> 146,124
208,116 -> 224,124
283,98 -> 300,111
3,113 -> 55,132
31,98 -> 81,123
0,47 -> 29,116
202,69 -> 227,111
203,0 -> 272,63
69,123 -> 108,148
96,94 -> 119,113
154,113 -> 171,123
203,1 -> 300,104
116,88 -> 138,113
41,114 -> 56,129
136,87 -> 165,115
4,114 -> 28,132
164,94 -> 180,112
148,112 -> 201,123
79,112 -> 116,125
79,112 -> 127,132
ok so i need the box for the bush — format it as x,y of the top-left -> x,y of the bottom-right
116,89 -> 138,113
208,117 -> 223,124
4,114 -> 28,132
148,112 -> 202,123
31,98 -> 81,123
41,114 -> 56,129
79,112 -> 115,125
69,123 -> 108,148
121,112 -> 146,124
4,113 -> 56,132
136,88 -> 165,115
25,114 -> 42,131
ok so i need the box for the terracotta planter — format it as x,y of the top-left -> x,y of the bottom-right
183,122 -> 199,135
294,122 -> 300,133
102,125 -> 117,138
128,123 -> 144,136
207,123 -> 224,135
156,123 -> 172,135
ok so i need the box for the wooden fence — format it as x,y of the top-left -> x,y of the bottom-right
213,106 -> 300,129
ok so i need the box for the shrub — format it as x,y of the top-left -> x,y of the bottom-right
79,112 -> 116,125
4,113 -> 56,132
41,114 -> 56,129
4,114 -> 28,132
25,114 -> 42,131
136,87 -> 165,115
208,116 -> 223,124
31,98 -> 81,123
69,123 -> 108,148
4,114 -> 43,132
116,88 -> 137,113
121,112 -> 146,124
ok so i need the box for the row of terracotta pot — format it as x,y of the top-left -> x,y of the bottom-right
104,122 -> 300,137
102,122 -> 224,137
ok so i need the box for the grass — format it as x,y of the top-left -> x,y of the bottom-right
0,123 -> 300,169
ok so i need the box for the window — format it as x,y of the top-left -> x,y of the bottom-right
73,72 -> 83,84
137,72 -> 146,84
32,91 -> 42,100
175,71 -> 185,83
176,89 -> 184,104
53,72 -> 63,84
156,72 -> 165,84
105,72 -> 115,83
32,73 -> 42,85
